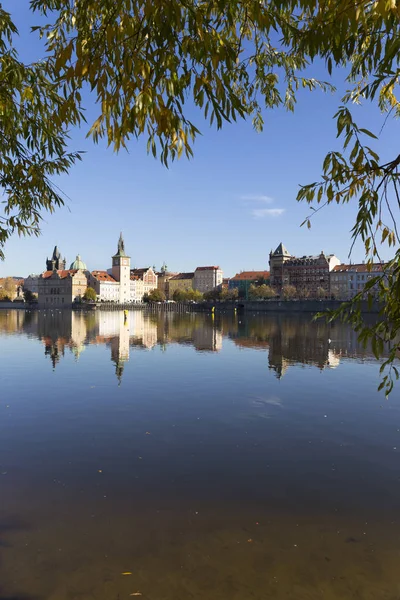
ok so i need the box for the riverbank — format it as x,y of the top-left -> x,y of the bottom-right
0,298 -> 381,314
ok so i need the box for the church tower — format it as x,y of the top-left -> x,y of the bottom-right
111,233 -> 130,303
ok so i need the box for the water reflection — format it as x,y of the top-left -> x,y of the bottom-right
0,309 -> 385,383
0,309 -> 400,600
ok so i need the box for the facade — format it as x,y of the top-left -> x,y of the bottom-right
330,263 -> 387,300
130,267 -> 158,297
229,270 -> 270,294
269,243 -> 340,297
24,274 -> 40,295
193,266 -> 223,293
168,272 -> 195,297
157,264 -> 178,299
90,270 -> 120,302
39,269 -> 88,307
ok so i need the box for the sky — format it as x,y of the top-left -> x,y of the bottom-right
0,2 -> 398,278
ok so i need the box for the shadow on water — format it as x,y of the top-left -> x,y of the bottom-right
0,596 -> 42,600
0,517 -> 38,600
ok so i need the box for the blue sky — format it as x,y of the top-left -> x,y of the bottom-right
0,3 -> 398,278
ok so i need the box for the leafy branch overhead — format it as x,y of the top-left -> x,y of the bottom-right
0,0 -> 399,390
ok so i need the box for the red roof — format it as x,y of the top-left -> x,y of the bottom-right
41,270 -> 78,280
195,266 -> 220,271
332,263 -> 387,273
169,272 -> 194,280
91,270 -> 117,282
231,270 -> 270,281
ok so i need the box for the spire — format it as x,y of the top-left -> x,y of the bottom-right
273,242 -> 291,257
116,232 -> 126,257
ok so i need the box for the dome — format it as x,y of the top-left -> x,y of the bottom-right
70,254 -> 87,271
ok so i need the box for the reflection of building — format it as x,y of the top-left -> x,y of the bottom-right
269,243 -> 340,296
330,263 -> 387,300
194,266 -> 223,293
110,312 -> 130,383
192,326 -> 222,352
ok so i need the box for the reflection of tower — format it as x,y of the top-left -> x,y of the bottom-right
110,311 -> 130,383
43,336 -> 65,369
70,312 -> 88,359
112,233 -> 130,303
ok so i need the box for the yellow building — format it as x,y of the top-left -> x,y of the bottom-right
168,272 -> 194,297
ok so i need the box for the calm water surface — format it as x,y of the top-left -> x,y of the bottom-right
0,309 -> 400,600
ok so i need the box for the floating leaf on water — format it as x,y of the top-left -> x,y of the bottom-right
121,572 -> 133,575
130,593 -> 142,596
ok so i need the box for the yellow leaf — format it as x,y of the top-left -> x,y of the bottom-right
121,572 -> 132,576
130,594 -> 142,597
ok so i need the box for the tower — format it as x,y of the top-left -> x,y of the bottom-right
111,233 -> 131,303
46,246 -> 66,271
269,243 -> 292,291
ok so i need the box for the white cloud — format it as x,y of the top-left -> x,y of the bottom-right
252,208 -> 285,218
240,195 -> 273,204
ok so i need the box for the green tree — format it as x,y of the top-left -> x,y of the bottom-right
172,289 -> 186,302
0,1 -> 399,390
316,287 -> 327,300
83,287 -> 97,302
23,289 -> 36,303
256,285 -> 276,300
203,289 -> 221,302
147,288 -> 165,302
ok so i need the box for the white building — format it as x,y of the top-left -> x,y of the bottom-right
193,266 -> 223,293
130,267 -> 158,297
90,270 -> 120,302
330,263 -> 387,300
90,234 -> 148,303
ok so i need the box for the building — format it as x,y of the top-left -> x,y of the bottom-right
269,243 -> 340,297
229,270 -> 270,296
89,235 -> 151,304
24,274 -> 40,295
39,269 -> 88,307
38,246 -> 88,306
193,266 -> 223,293
168,272 -> 195,297
330,263 -> 387,300
157,263 -> 178,299
130,267 -> 158,297
90,270 -> 120,302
